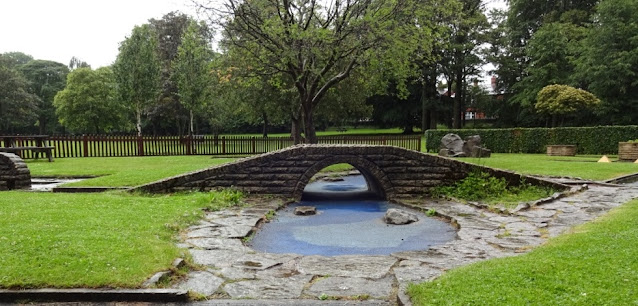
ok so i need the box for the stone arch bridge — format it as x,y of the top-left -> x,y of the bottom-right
135,145 -> 565,200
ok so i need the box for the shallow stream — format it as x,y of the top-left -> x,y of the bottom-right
249,175 -> 457,256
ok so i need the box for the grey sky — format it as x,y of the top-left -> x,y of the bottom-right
0,0 -> 506,73
0,0 -> 196,67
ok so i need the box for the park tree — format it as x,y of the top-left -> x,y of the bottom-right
113,24 -> 161,136
314,75 -> 373,130
213,67 -> 295,137
148,12 -> 191,135
488,1 -> 597,93
18,60 -> 69,134
367,81 -> 422,133
485,8 -> 526,95
510,21 -> 586,108
173,20 -> 215,136
535,84 -> 600,127
0,63 -> 38,133
68,56 -> 91,70
575,0 -> 638,124
403,0 -> 459,131
0,52 -> 33,69
486,1 -> 597,126
53,67 -> 126,134
147,12 -> 215,135
439,0 -> 488,129
199,0 -> 428,143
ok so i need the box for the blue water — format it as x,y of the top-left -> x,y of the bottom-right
249,200 -> 457,256
303,175 -> 369,193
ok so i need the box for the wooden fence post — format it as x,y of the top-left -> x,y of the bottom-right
137,135 -> 145,156
222,136 -> 226,155
83,134 -> 89,157
185,135 -> 192,155
251,136 -> 256,154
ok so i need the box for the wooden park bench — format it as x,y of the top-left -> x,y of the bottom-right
1,135 -> 55,162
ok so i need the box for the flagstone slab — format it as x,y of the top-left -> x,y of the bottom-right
178,271 -> 224,297
306,276 -> 394,298
223,275 -> 313,299
298,255 -> 397,279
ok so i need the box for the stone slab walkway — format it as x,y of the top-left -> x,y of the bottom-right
171,183 -> 638,305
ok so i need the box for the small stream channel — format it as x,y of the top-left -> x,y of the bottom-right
249,174 -> 457,256
29,178 -> 85,192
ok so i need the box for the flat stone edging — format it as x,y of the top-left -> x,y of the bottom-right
0,288 -> 188,303
605,172 -> 638,184
52,187 -> 130,193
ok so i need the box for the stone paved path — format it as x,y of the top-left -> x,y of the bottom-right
171,182 -> 638,305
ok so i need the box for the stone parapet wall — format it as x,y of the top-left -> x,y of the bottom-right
134,145 -> 568,200
0,152 -> 31,191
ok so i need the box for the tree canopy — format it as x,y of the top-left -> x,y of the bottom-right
54,67 -> 126,134
535,84 -> 600,126
174,20 -> 215,135
198,0 -> 460,142
18,60 -> 69,134
113,24 -> 161,136
575,0 -> 638,124
0,62 -> 38,133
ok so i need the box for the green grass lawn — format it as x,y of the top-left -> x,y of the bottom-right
408,199 -> 638,305
221,127 -> 410,137
27,156 -> 235,187
8,152 -> 637,295
0,191 -> 239,288
464,153 -> 638,181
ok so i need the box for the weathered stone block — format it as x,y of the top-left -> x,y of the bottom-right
384,208 -> 419,225
0,152 -> 30,191
294,206 -> 316,215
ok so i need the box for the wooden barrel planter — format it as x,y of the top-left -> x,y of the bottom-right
546,145 -> 577,156
618,142 -> 638,161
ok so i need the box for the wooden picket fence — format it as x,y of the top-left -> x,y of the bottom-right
3,134 -> 422,159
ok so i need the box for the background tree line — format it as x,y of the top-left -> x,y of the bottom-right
1,0 -> 636,139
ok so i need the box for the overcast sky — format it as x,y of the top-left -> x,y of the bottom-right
0,0 -> 198,68
0,0 -> 507,70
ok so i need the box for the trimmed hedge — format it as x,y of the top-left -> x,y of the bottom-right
425,126 -> 638,154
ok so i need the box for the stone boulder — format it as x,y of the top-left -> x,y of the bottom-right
439,134 -> 491,158
383,208 -> 419,225
439,133 -> 466,157
462,135 -> 491,158
294,206 -> 317,216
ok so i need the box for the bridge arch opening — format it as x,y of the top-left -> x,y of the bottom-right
294,156 -> 391,201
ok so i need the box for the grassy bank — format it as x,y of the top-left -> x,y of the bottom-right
408,199 -> 638,305
465,153 -> 638,181
27,156 -> 234,187
0,191 -> 238,288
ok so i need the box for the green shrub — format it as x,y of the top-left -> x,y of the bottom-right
425,125 -> 638,154
432,171 -> 554,207
207,189 -> 244,209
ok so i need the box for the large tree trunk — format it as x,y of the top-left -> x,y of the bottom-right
302,103 -> 318,144
291,112 -> 302,144
430,109 -> 437,129
262,111 -> 269,137
136,108 -> 143,136
188,110 -> 194,136
421,82 -> 428,132
453,70 -> 464,129
38,116 -> 46,135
